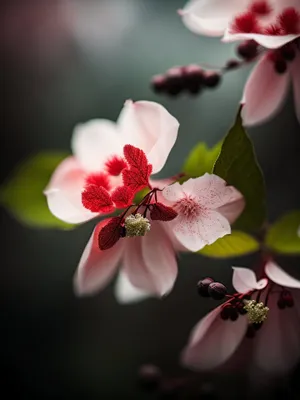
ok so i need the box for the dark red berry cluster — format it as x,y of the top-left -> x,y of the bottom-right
151,65 -> 222,96
197,278 -> 227,300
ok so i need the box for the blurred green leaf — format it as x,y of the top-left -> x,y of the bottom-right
198,231 -> 260,258
0,152 -> 74,229
180,141 -> 222,183
213,111 -> 266,232
265,211 -> 300,255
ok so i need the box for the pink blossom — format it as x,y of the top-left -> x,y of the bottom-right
74,212 -> 181,302
162,174 -> 245,252
181,0 -> 300,48
182,262 -> 300,374
180,0 -> 300,126
241,51 -> 300,125
44,100 -> 179,224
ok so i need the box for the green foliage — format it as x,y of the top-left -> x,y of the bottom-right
265,211 -> 300,255
213,111 -> 266,232
198,231 -> 260,258
0,152 -> 74,229
180,141 -> 222,183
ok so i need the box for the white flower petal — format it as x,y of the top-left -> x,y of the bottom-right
265,261 -> 300,289
232,267 -> 268,293
117,100 -> 179,174
114,271 -> 151,304
241,54 -> 290,126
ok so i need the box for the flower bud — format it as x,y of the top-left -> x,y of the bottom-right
208,282 -> 227,300
281,290 -> 294,307
237,40 -> 258,60
197,277 -> 214,297
229,308 -> 239,321
225,59 -> 241,70
138,364 -> 162,391
125,213 -> 151,237
220,304 -> 231,320
246,324 -> 256,339
151,75 -> 167,93
202,71 -> 221,88
281,44 -> 296,61
274,59 -> 287,74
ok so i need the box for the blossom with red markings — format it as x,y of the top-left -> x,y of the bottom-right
44,100 -> 179,223
180,0 -> 300,48
162,174 -> 245,252
182,262 -> 300,374
180,0 -> 300,126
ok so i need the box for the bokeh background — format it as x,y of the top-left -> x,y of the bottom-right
1,0 -> 300,398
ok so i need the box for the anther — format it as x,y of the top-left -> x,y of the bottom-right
244,300 -> 269,324
124,213 -> 151,237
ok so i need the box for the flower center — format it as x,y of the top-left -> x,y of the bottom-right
175,195 -> 201,219
250,1 -> 272,16
105,155 -> 127,176
243,300 -> 269,324
124,213 -> 151,237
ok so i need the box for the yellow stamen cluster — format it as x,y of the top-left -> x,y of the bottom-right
244,300 -> 269,324
125,213 -> 151,237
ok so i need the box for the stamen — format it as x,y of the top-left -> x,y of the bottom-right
124,213 -> 151,237
175,195 -> 201,219
230,11 -> 261,34
85,172 -> 111,191
244,300 -> 269,324
278,7 -> 300,34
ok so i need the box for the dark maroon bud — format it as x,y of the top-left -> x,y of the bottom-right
220,305 -> 231,320
182,64 -> 204,94
253,322 -> 263,331
246,325 -> 256,338
166,67 -> 184,96
243,294 -> 251,301
197,277 -> 214,297
138,364 -> 162,391
229,308 -> 239,321
120,226 -> 127,237
208,282 -> 227,300
281,44 -> 296,61
237,40 -> 258,60
202,71 -> 222,88
274,59 -> 287,74
225,59 -> 241,70
151,75 -> 167,93
277,297 -> 286,309
282,291 -> 294,307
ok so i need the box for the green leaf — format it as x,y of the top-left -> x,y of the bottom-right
213,110 -> 266,232
265,211 -> 300,255
0,152 -> 74,229
180,141 -> 222,182
198,231 -> 260,258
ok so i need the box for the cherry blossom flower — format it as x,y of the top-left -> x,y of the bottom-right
44,100 -> 179,224
180,0 -> 300,125
182,261 -> 300,374
180,0 -> 300,48
74,209 -> 182,302
162,173 -> 245,252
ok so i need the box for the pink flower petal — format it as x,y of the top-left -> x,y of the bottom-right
114,271 -> 151,304
71,119 -> 122,172
174,210 -> 231,252
74,220 -> 124,296
265,261 -> 300,288
222,31 -> 300,49
181,0 -> 244,37
184,174 -> 243,210
241,54 -> 290,126
44,157 -> 97,224
291,53 -> 300,124
181,306 -> 247,370
253,293 -> 300,373
162,182 -> 185,203
123,221 -> 177,296
216,196 -> 245,224
117,100 -> 179,174
232,267 -> 268,293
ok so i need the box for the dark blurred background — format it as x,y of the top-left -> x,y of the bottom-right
1,0 -> 300,398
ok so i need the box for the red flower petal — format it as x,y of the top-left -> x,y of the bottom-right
98,217 -> 122,250
82,184 -> 114,213
150,202 -> 178,222
123,144 -> 148,170
122,165 -> 152,192
111,186 -> 134,208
